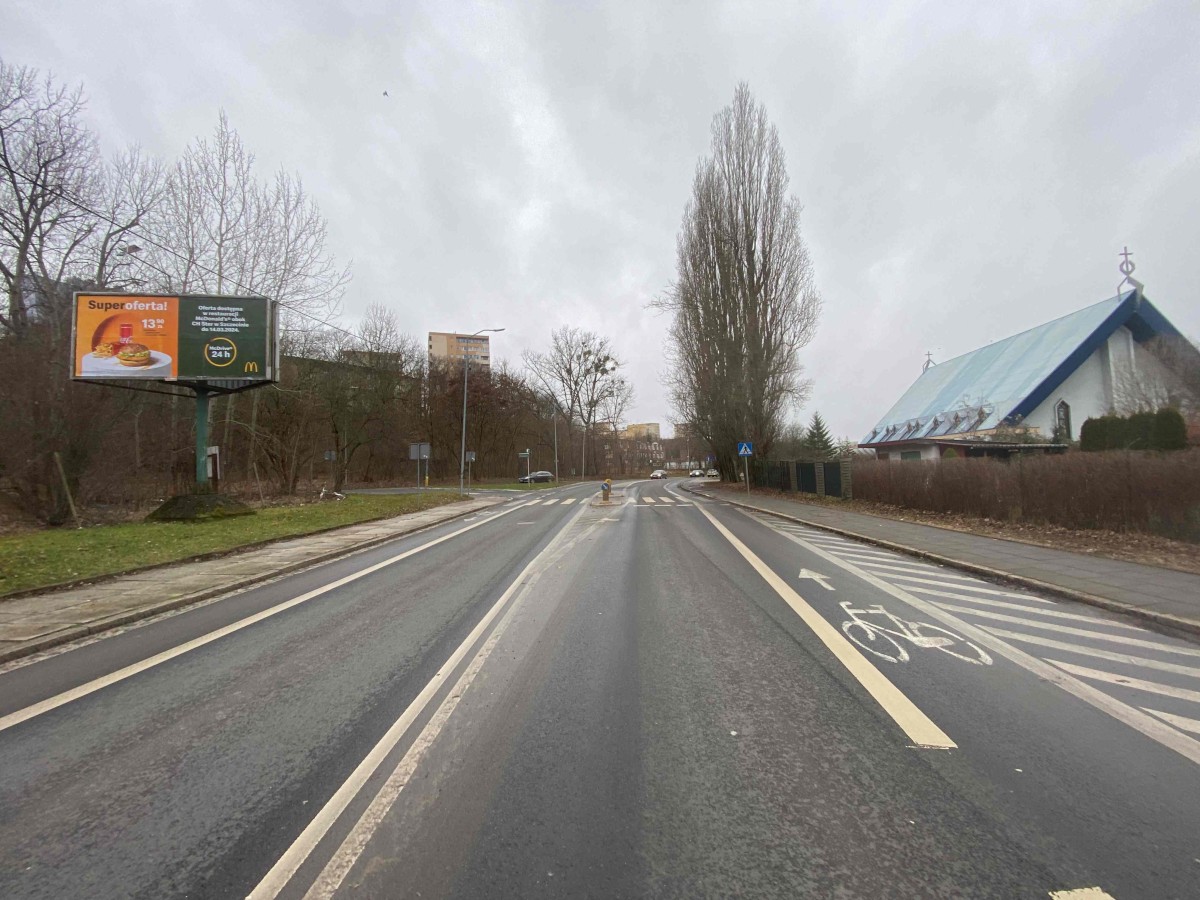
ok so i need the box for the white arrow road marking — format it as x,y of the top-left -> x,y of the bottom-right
797,569 -> 834,590
745,509 -> 1200,768
697,504 -> 955,750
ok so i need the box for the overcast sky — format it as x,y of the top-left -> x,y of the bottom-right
7,0 -> 1199,442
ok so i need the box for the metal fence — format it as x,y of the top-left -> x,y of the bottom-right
749,458 -> 852,499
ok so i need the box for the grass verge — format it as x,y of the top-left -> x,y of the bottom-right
0,492 -> 463,598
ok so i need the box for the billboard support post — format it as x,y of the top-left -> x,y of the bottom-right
195,387 -> 211,488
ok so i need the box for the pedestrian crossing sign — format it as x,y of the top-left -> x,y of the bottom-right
738,442 -> 753,456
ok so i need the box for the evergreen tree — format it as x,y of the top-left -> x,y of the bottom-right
805,412 -> 835,459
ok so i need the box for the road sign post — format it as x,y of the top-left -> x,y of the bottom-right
738,441 -> 753,494
409,442 -> 431,490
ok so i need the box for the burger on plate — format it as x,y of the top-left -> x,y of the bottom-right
116,342 -> 152,367
92,341 -> 116,358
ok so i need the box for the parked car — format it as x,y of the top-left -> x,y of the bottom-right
689,469 -> 705,477
650,469 -> 667,479
705,468 -> 719,477
518,470 -> 554,483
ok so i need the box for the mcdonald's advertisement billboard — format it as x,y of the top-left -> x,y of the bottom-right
72,293 -> 277,382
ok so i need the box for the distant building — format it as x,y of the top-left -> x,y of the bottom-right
428,332 -> 492,371
860,289 -> 1195,460
619,422 -> 660,442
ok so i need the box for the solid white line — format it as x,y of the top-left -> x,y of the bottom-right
745,510 -> 1200,767
849,560 -> 982,581
978,621 -> 1200,656
697,504 -> 955,749
883,572 -> 1059,599
0,501 -> 537,735
1142,708 -> 1200,737
1047,660 -> 1200,704
983,628 -> 1200,679
249,498 -> 593,900
921,594 -> 1145,629
938,604 -> 1178,645
906,584 -> 1055,605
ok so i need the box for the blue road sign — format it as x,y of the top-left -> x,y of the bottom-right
738,442 -> 753,457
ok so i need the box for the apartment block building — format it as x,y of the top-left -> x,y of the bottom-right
428,332 -> 493,370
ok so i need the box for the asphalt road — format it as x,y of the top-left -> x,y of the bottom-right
1,478 -> 1198,899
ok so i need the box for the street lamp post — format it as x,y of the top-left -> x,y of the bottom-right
460,328 -> 504,495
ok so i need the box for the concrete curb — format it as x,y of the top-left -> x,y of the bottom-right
0,498 -> 503,666
682,483 -> 1200,640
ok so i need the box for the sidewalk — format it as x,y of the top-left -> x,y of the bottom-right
0,496 -> 504,665
684,483 -> 1200,637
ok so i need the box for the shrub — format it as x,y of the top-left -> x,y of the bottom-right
853,449 -> 1200,541
1081,408 -> 1189,451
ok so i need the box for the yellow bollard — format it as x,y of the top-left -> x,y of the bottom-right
601,478 -> 612,502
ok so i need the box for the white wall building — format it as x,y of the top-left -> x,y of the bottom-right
859,290 -> 1194,460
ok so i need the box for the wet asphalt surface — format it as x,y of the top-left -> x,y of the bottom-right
1,479 -> 1198,898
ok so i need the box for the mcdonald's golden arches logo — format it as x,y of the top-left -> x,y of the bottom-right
244,361 -> 259,373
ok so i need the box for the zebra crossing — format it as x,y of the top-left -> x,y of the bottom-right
746,511 -> 1200,748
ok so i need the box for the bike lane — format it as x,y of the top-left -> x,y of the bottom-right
700,498 -> 1200,900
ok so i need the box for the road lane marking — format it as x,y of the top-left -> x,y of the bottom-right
643,497 -> 656,504
249,498 -> 596,900
977,621 -> 1200,656
748,511 -> 1200,767
906,584 -> 1055,605
983,628 -> 1200,678
845,560 -> 983,581
1049,890 -> 1116,899
935,604 -> 1173,643
1142,708 -> 1200,736
920,595 -> 1145,629
541,498 -> 559,505
1047,660 -> 1200,703
881,572 -> 1061,599
658,497 -> 674,504
696,504 -> 955,749
797,569 -> 835,590
525,499 -> 543,505
560,498 -> 575,505
0,499 -> 544,735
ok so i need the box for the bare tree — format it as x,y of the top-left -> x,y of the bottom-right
89,145 -> 167,289
657,82 -> 821,479
1112,334 -> 1200,422
524,326 -> 622,477
0,60 -> 100,335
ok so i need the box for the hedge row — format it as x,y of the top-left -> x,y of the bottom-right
853,448 -> 1200,541
1079,408 -> 1187,451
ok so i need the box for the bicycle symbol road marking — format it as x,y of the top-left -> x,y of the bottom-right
839,601 -> 993,665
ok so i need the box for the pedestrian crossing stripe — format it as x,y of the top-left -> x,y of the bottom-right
542,499 -> 558,505
561,498 -> 575,505
643,497 -> 656,503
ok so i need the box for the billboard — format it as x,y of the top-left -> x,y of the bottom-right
72,293 -> 277,382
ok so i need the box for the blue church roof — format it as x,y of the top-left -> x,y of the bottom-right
860,291 -> 1183,446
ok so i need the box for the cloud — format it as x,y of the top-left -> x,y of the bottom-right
6,0 -> 1198,443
